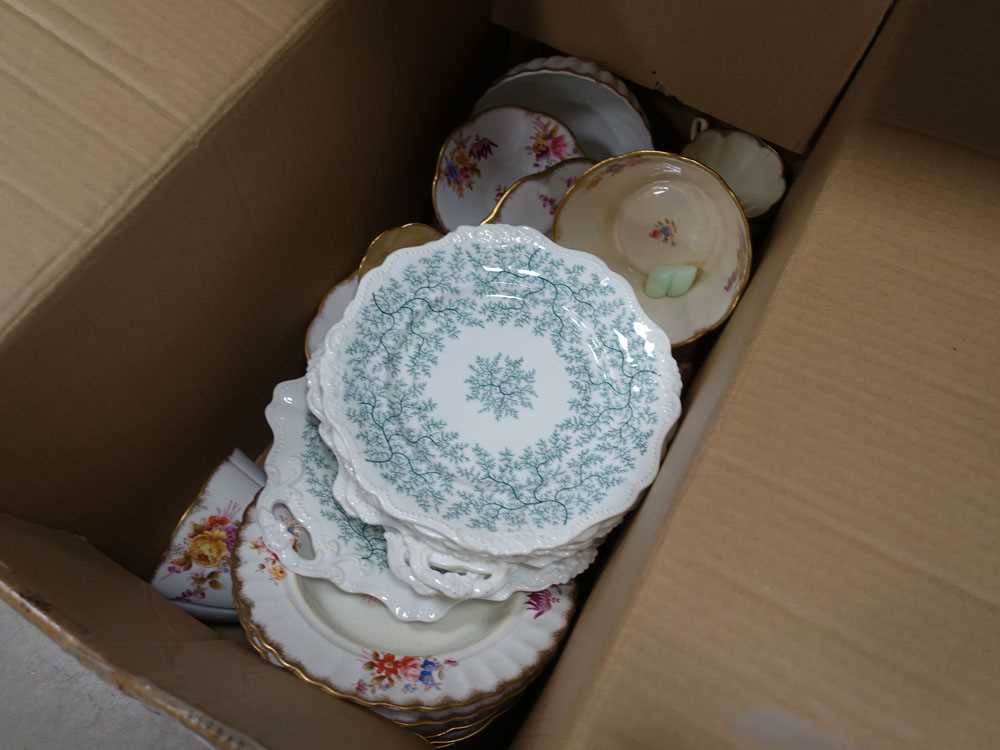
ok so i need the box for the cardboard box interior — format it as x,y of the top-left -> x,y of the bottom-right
1,1 -> 998,748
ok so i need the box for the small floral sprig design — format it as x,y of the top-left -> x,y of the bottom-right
359,651 -> 459,694
584,156 -> 642,190
723,268 -> 739,293
177,570 -> 224,601
162,499 -> 240,602
538,192 -> 558,215
442,133 -> 498,197
465,353 -> 538,421
250,537 -> 286,584
527,115 -> 573,169
649,218 -> 678,245
525,587 -> 560,618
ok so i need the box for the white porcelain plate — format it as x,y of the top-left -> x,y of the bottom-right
305,275 -> 359,358
433,106 -> 581,232
308,355 -> 600,602
256,377 -> 459,622
485,157 -> 594,236
236,506 -> 574,711
475,56 -> 652,160
319,225 -> 682,557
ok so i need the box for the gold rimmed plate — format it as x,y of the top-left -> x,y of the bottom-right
482,157 -> 594,236
475,56 -> 652,160
233,502 -> 575,714
553,150 -> 752,347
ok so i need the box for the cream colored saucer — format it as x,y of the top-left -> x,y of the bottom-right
554,151 -> 751,346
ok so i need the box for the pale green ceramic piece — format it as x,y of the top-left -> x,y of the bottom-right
644,264 -> 698,298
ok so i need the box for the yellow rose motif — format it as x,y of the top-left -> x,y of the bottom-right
268,560 -> 287,582
187,529 -> 229,567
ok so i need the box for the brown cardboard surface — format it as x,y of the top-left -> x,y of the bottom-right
0,0 -> 492,576
0,0 -> 326,334
867,0 -> 1000,160
0,513 -> 420,750
3,0 -> 1000,748
490,0 -> 891,153
514,4 -> 1000,747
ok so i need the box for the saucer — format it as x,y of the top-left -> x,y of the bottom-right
475,56 -> 652,160
554,151 -> 752,346
483,157 -> 594,236
433,107 -> 581,231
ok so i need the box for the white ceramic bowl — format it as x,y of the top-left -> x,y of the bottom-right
683,128 -> 785,218
554,151 -> 752,347
433,107 -> 581,231
475,56 -> 652,160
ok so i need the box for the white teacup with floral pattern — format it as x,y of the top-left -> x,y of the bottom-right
152,450 -> 264,618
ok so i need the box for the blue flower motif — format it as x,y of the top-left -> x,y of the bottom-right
418,658 -> 440,688
465,353 -> 537,420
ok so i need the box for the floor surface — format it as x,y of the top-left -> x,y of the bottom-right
0,597 -> 208,750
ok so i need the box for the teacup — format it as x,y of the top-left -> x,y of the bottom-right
152,450 -> 264,620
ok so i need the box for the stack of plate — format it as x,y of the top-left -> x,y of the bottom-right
238,224 -> 681,737
236,500 -> 573,743
274,223 -> 681,605
434,56 -> 653,238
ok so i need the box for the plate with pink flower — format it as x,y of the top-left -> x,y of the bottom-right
234,502 -> 574,715
433,106 -> 582,231
484,157 -> 594,236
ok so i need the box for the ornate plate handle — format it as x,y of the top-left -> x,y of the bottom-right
385,533 -> 511,600
256,496 -> 338,580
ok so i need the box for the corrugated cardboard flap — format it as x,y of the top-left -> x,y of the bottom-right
515,3 -> 1000,747
490,0 -> 891,152
0,513 -> 421,750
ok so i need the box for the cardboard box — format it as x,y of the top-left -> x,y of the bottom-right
2,1 -> 998,748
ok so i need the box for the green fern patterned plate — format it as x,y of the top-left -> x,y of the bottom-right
319,225 -> 682,557
255,377 -> 459,622
236,504 -> 574,714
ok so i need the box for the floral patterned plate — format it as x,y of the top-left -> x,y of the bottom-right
235,503 -> 574,713
483,157 -> 594,236
318,225 -> 682,559
553,151 -> 752,347
433,106 -> 581,232
255,376 -> 459,622
152,449 -> 265,618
